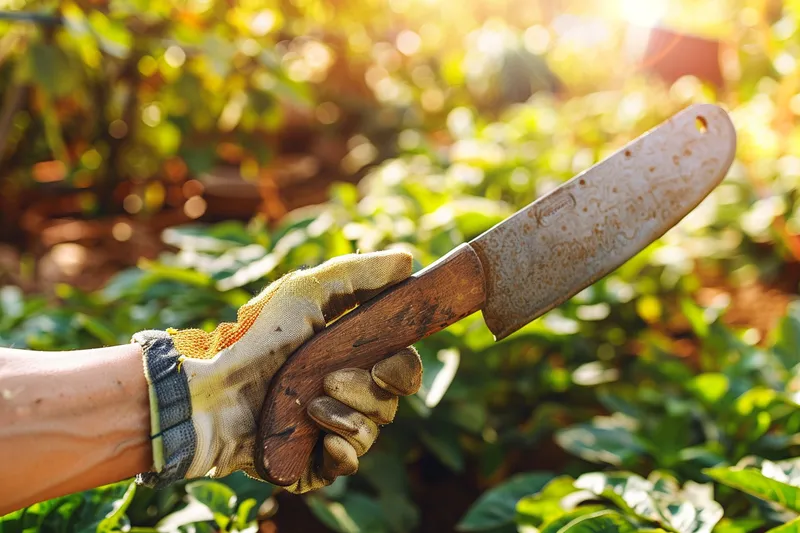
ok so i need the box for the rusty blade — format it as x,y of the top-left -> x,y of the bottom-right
469,103 -> 737,340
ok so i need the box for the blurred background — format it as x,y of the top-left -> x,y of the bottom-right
4,0 -> 800,532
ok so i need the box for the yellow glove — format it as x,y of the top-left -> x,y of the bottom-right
133,250 -> 422,492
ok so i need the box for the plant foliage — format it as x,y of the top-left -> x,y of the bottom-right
3,0 -> 800,531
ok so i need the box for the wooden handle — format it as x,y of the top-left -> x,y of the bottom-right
254,243 -> 486,485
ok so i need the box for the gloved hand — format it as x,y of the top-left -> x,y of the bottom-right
132,250 -> 422,493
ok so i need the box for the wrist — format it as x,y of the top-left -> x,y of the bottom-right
134,329 -> 261,486
133,330 -> 197,488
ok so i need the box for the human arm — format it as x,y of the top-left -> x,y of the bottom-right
0,249 -> 423,514
0,343 -> 151,515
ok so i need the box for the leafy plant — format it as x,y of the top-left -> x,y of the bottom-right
4,0 -> 800,531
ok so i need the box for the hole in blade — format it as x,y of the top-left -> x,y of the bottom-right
695,115 -> 708,133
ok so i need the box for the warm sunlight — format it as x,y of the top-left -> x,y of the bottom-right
618,0 -> 668,28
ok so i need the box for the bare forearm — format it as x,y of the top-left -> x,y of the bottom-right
0,344 -> 152,515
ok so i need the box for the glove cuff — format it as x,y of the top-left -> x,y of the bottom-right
132,329 -> 197,489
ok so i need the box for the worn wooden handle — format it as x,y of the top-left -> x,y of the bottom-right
254,243 -> 487,486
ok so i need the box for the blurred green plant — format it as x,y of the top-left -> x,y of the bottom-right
4,0 -> 800,531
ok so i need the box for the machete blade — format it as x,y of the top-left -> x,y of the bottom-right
469,103 -> 736,340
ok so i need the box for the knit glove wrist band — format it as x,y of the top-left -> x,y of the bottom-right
133,330 -> 196,489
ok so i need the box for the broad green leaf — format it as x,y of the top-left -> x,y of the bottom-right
65,482 -> 136,533
0,495 -> 82,533
154,500 -> 214,532
705,458 -> 800,513
218,472 -> 274,505
516,476 -> 581,528
185,480 -> 237,528
1,482 -> 139,533
138,261 -> 213,287
307,493 -> 388,533
555,417 -> 646,467
162,222 -> 256,251
575,472 -> 723,533
457,472 -> 555,531
540,508 -> 636,533
713,518 -> 767,533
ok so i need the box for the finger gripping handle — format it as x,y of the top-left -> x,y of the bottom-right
254,244 -> 486,486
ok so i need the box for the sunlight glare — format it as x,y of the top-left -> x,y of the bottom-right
618,0 -> 667,28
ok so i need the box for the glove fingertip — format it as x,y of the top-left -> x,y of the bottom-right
372,347 -> 423,396
307,397 -> 379,455
321,434 -> 359,478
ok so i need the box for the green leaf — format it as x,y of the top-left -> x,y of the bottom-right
234,498 -> 258,530
139,261 -> 213,287
25,42 -> 77,97
642,413 -> 691,466
457,472 -> 555,531
63,482 -> 135,533
575,472 -> 723,533
218,472 -> 274,505
540,508 -> 636,533
378,492 -> 419,533
419,426 -> 464,472
516,476 -> 581,528
77,314 -> 120,346
766,516 -> 800,533
96,482 -> 136,533
358,451 -> 410,496
3,482 -> 140,533
713,518 -> 767,533
771,301 -> 800,370
185,480 -> 237,528
688,374 -> 730,405
555,417 -> 646,467
704,458 -> 800,513
0,494 -> 81,533
154,500 -> 214,532
307,493 -> 388,533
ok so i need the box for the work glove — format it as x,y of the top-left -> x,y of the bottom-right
132,250 -> 422,493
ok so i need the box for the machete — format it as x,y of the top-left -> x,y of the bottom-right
254,103 -> 737,485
